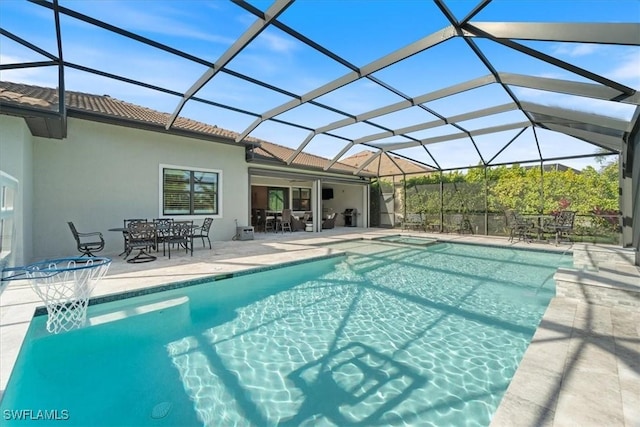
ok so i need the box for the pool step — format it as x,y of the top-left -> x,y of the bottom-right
88,296 -> 191,327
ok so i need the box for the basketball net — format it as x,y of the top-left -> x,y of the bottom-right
26,257 -> 111,334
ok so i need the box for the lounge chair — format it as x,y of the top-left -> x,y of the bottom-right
67,222 -> 105,257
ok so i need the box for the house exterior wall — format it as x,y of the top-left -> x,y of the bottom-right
32,118 -> 248,259
0,115 -> 34,267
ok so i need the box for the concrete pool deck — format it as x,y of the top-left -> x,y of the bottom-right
1,228 -> 638,426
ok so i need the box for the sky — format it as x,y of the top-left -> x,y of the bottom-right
1,0 -> 639,171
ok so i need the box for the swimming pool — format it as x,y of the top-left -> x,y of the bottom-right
0,241 -> 571,426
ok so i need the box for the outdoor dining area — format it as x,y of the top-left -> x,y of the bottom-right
505,210 -> 577,244
105,218 -> 213,263
251,209 -> 338,233
398,209 -> 582,245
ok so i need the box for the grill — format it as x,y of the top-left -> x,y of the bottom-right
342,208 -> 357,227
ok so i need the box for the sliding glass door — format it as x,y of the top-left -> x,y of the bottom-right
268,187 -> 288,211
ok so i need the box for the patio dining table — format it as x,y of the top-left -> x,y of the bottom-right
108,227 -> 130,256
109,222 -> 199,260
521,214 -> 556,241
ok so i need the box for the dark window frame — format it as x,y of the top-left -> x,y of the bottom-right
161,166 -> 221,216
292,187 -> 311,211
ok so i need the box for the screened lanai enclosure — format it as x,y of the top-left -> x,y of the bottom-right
371,163 -> 623,244
1,1 -> 639,258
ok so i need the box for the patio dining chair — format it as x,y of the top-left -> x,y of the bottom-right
265,212 -> 276,232
67,222 -> 105,257
544,210 -> 576,245
279,209 -> 293,232
122,218 -> 148,255
153,218 -> 173,252
505,210 -> 533,242
165,221 -> 194,259
125,222 -> 157,263
192,217 -> 213,249
451,214 -> 473,234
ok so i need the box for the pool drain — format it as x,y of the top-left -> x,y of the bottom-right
151,402 -> 172,419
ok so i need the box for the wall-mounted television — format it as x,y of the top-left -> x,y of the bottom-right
322,188 -> 333,200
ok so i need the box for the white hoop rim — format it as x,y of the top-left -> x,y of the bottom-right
25,257 -> 112,278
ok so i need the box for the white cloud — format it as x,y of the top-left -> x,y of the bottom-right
608,50 -> 640,85
0,54 -> 59,87
551,43 -> 601,57
257,32 -> 299,54
62,2 -> 235,46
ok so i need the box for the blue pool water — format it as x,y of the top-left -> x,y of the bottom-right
0,241 -> 571,426
374,234 -> 438,246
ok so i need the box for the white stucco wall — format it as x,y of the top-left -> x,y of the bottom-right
32,118 -> 248,259
322,183 -> 366,227
0,115 -> 34,267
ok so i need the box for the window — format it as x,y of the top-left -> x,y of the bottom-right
292,187 -> 311,210
0,172 -> 18,264
267,187 -> 287,211
162,166 -> 220,216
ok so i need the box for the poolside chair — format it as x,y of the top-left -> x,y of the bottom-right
67,222 -> 105,257
451,214 -> 473,234
192,217 -> 213,249
165,221 -> 193,259
125,222 -> 157,263
153,218 -> 173,252
505,210 -> 533,242
122,218 -> 148,255
544,210 -> 576,245
401,213 -> 424,231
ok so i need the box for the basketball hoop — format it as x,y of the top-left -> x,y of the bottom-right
12,257 -> 111,334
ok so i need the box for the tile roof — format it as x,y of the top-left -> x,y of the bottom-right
0,81 -> 364,176
250,141 -> 363,174
340,150 -> 434,176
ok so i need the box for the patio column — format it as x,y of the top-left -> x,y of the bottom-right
314,179 -> 322,232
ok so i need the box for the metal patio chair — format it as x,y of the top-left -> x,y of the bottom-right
125,221 -> 157,263
451,214 -> 473,234
192,217 -> 213,249
67,222 -> 105,257
153,218 -> 173,252
544,210 -> 576,245
165,221 -> 194,259
505,210 -> 533,242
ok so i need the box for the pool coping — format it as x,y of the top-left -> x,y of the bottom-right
33,251 -> 347,317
